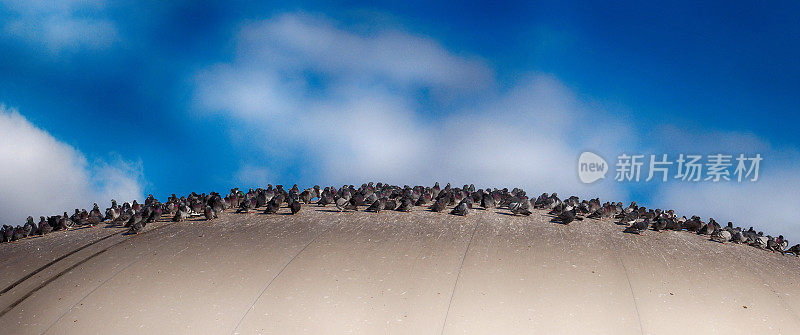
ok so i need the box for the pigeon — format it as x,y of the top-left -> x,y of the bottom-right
731,231 -> 748,244
786,244 -> 800,257
555,208 -> 583,225
777,235 -> 789,252
624,218 -> 650,234
509,201 -> 532,216
396,197 -> 414,212
450,201 -> 472,216
236,198 -> 253,213
289,199 -> 302,215
300,189 -> 313,204
343,198 -> 360,211
480,191 -> 497,209
13,226 -> 26,241
414,193 -> 431,207
38,216 -> 53,235
57,214 -> 71,231
384,199 -> 398,211
619,210 -> 639,225
172,206 -> 189,222
127,220 -> 145,234
204,206 -> 216,221
264,199 -> 280,214
147,206 -> 163,223
652,216 -> 667,232
767,236 -> 783,254
23,216 -> 37,236
2,226 -> 13,242
317,190 -> 334,206
664,217 -> 682,231
429,198 -> 447,212
366,199 -> 385,213
711,229 -> 732,243
335,196 -> 350,212
750,235 -> 768,249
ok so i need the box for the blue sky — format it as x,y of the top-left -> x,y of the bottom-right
1,1 -> 798,239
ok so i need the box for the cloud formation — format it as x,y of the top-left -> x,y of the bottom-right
0,105 -> 143,225
195,12 -> 628,200
1,0 -> 118,53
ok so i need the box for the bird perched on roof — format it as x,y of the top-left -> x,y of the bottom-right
173,205 -> 189,222
450,200 -> 472,216
396,197 -> 414,212
13,226 -> 25,241
619,210 -> 639,226
2,225 -> 13,242
711,229 -> 732,243
366,199 -> 386,213
481,191 -> 497,210
623,218 -> 650,234
786,244 -> 800,257
57,213 -> 72,231
767,236 -> 784,254
263,198 -> 280,214
335,190 -> 351,212
652,216 -> 668,232
127,220 -> 145,234
236,198 -> 253,213
750,234 -> 768,249
23,216 -> 37,236
429,198 -> 447,212
509,201 -> 531,216
289,199 -> 302,215
38,216 -> 53,235
204,206 -> 217,221
555,207 -> 583,225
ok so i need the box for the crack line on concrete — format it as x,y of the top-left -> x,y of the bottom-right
618,246 -> 645,335
230,222 -> 333,335
439,218 -> 480,335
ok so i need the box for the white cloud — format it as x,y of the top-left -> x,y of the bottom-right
1,0 -> 118,53
195,12 -> 627,201
0,105 -> 143,225
235,165 -> 273,189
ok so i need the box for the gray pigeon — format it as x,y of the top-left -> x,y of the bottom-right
786,244 -> 800,257
396,197 -> 414,212
624,218 -> 650,234
450,201 -> 472,216
289,199 -> 302,215
204,206 -> 216,220
509,201 -> 531,216
711,229 -> 732,243
127,221 -> 144,234
429,199 -> 447,212
366,199 -> 385,213
38,216 -> 53,235
751,235 -> 768,249
555,208 -> 583,225
264,199 -> 280,214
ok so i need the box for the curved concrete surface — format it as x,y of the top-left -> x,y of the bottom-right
0,208 -> 798,334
